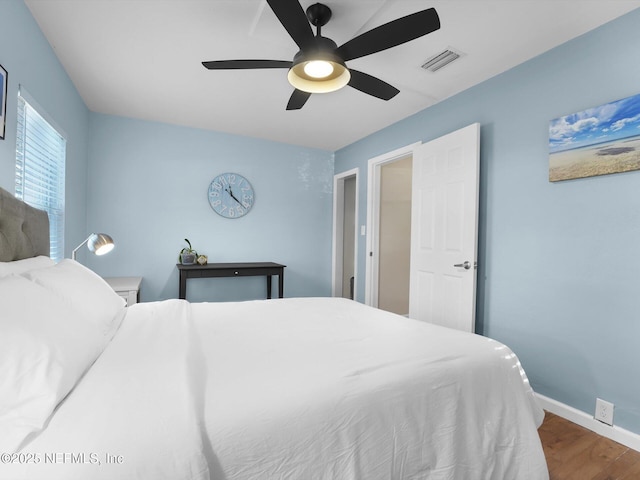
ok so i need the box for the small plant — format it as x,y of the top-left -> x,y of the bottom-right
178,238 -> 198,264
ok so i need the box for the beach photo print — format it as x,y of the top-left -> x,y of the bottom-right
549,92 -> 640,182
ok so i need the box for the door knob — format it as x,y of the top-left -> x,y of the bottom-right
454,261 -> 472,270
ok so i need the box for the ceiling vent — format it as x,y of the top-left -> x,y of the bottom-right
421,49 -> 462,72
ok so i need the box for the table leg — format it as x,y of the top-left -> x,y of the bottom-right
179,272 -> 187,300
266,275 -> 272,299
278,268 -> 284,298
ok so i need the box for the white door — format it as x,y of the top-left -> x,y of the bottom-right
409,123 -> 480,332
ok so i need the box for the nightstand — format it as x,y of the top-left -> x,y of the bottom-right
104,276 -> 142,306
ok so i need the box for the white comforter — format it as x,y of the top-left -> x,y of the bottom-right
2,297 -> 548,480
2,300 -> 209,480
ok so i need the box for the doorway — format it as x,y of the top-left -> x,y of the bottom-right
332,168 -> 358,299
365,142 -> 420,310
378,155 -> 412,315
365,125 -> 480,332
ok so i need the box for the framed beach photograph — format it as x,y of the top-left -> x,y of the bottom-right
0,63 -> 7,140
549,92 -> 640,182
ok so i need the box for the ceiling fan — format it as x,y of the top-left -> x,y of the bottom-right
202,0 -> 440,110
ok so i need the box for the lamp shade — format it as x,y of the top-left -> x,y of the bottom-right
288,61 -> 350,93
72,233 -> 115,261
88,233 -> 115,256
287,37 -> 350,94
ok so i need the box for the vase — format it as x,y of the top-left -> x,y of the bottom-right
180,253 -> 196,265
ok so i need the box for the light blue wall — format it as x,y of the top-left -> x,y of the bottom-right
335,9 -> 640,434
85,113 -> 334,302
0,0 -> 89,254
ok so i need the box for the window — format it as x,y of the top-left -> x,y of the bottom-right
15,92 -> 67,262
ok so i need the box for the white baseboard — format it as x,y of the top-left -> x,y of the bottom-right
536,393 -> 640,453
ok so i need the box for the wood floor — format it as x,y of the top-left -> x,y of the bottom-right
540,411 -> 640,479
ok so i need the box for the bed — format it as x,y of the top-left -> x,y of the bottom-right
0,186 -> 549,480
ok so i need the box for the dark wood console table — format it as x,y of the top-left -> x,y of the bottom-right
177,262 -> 286,300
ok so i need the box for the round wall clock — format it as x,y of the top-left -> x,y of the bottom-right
208,172 -> 255,219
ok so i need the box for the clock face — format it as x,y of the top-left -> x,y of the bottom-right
208,173 -> 255,219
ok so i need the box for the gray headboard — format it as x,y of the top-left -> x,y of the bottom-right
0,187 -> 50,262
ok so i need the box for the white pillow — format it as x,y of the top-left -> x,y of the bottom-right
0,256 -> 54,277
23,259 -> 126,338
0,275 -> 106,452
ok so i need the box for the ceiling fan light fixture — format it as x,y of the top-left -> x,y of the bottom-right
203,2 -> 441,109
288,42 -> 350,94
287,59 -> 351,93
288,60 -> 350,93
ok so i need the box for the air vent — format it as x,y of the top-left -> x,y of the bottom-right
421,49 -> 461,72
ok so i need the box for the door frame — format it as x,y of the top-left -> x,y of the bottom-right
332,168 -> 359,298
365,142 -> 421,307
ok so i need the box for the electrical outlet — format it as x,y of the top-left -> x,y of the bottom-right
595,398 -> 614,426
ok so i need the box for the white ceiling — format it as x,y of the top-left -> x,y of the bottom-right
25,0 -> 640,151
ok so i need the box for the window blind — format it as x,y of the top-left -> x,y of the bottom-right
15,94 -> 66,262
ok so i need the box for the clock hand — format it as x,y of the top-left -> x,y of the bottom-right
226,187 -> 243,206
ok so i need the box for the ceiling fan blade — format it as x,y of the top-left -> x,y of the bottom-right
348,70 -> 399,101
336,8 -> 440,62
202,60 -> 292,70
286,89 -> 311,110
267,0 -> 315,51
